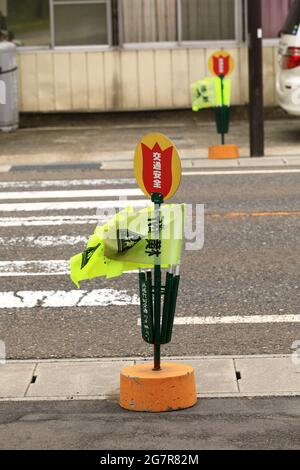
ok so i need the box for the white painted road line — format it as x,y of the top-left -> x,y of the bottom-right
0,289 -> 139,308
0,199 -> 150,212
0,260 -> 138,276
0,260 -> 69,276
0,235 -> 87,247
182,169 -> 300,176
156,315 -> 300,325
0,188 -> 143,200
0,178 -> 136,189
0,215 -> 104,227
183,315 -> 300,324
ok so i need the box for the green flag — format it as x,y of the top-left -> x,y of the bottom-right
70,204 -> 184,287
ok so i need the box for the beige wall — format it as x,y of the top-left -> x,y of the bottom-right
17,46 -> 279,112
0,0 -> 7,15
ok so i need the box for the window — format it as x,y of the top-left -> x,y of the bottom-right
53,0 -> 110,46
2,0 -> 111,47
2,0 -> 242,48
5,0 -> 50,46
120,0 -> 239,45
262,0 -> 294,39
120,0 -> 177,44
181,0 -> 236,41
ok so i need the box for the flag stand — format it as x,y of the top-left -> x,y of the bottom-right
119,132 -> 197,412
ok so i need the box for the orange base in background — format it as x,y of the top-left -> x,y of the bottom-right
208,144 -> 239,159
119,362 -> 197,412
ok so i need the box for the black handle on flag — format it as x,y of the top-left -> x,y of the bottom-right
165,270 -> 180,344
160,270 -> 174,344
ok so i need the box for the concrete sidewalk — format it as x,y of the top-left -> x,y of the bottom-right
1,112 -> 300,168
1,355 -> 300,402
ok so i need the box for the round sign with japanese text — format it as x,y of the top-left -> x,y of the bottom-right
208,50 -> 234,77
134,133 -> 181,201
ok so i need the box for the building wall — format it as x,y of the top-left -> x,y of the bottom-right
17,46 -> 279,112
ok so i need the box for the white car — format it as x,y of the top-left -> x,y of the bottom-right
277,0 -> 300,115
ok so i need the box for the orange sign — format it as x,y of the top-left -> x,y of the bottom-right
134,133 -> 181,201
208,50 -> 234,77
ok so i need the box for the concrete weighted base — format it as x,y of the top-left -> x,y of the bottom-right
208,144 -> 239,159
119,362 -> 197,412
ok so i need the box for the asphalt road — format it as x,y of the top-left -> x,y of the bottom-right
0,167 -> 299,359
0,397 -> 299,450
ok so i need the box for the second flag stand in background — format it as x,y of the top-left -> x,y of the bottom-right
191,49 -> 239,160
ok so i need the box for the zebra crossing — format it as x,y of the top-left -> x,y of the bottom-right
0,172 -> 299,329
0,177 -> 146,308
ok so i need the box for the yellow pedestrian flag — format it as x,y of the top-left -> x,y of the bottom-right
191,77 -> 217,111
215,77 -> 231,107
70,204 -> 184,287
191,77 -> 231,111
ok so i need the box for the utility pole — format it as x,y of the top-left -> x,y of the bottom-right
247,0 -> 264,157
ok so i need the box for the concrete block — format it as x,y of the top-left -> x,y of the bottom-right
185,358 -> 239,394
26,361 -> 134,398
0,363 -> 35,398
235,357 -> 300,393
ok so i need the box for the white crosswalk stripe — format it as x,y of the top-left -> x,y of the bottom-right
0,235 -> 87,247
0,199 -> 150,212
0,188 -> 143,200
0,289 -> 139,308
0,259 -> 138,277
0,260 -> 69,276
0,178 -> 136,189
0,215 -> 103,226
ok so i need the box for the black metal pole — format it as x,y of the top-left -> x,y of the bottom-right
220,75 -> 225,145
247,0 -> 264,157
153,264 -> 161,371
151,192 -> 163,371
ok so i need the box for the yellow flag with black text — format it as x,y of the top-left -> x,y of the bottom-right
70,204 -> 184,287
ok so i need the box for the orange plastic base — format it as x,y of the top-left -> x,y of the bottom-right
119,362 -> 197,412
208,144 -> 239,159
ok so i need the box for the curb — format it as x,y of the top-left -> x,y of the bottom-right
1,355 -> 299,402
0,155 -> 299,173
